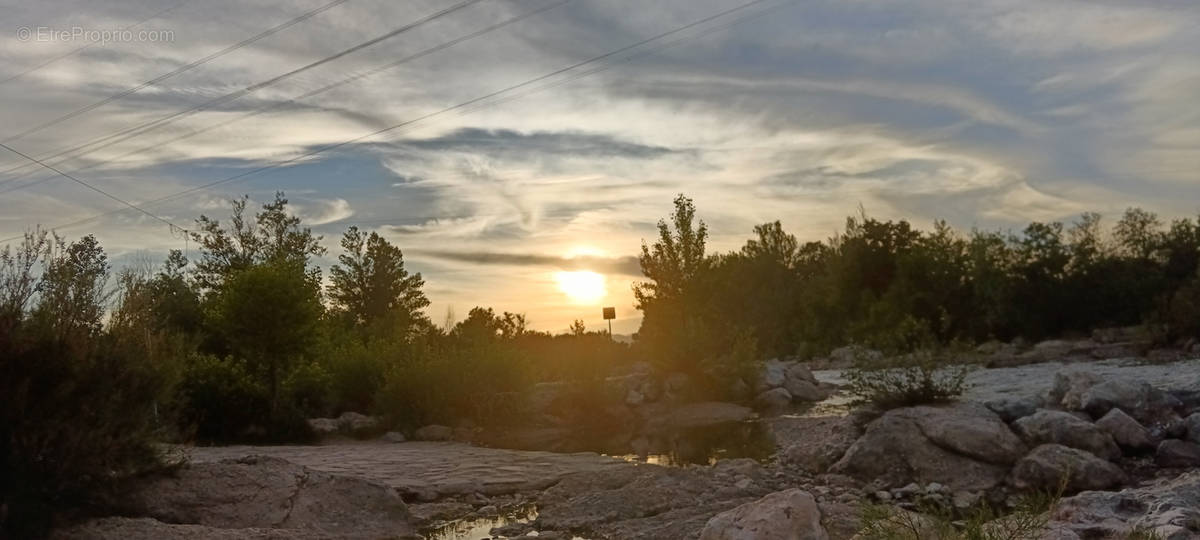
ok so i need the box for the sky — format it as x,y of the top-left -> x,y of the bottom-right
0,0 -> 1197,334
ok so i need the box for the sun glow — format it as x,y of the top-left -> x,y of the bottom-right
555,271 -> 606,304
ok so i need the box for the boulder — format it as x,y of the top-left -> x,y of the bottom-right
1042,470 -> 1200,540
787,363 -> 817,385
830,402 -> 1024,492
306,418 -> 339,436
644,401 -> 755,432
755,388 -> 792,411
1046,370 -> 1104,411
1184,413 -> 1200,444
784,378 -> 824,402
698,489 -> 829,540
1013,410 -> 1121,460
780,416 -> 863,475
984,397 -> 1042,423
119,456 -> 415,536
829,345 -> 882,366
1010,444 -> 1127,493
1080,379 -> 1182,427
380,431 -> 406,443
336,412 -> 379,433
760,359 -> 789,390
1156,440 -> 1200,468
1095,408 -> 1155,451
414,424 -> 454,441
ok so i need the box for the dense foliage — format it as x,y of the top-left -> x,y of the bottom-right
633,197 -> 1200,373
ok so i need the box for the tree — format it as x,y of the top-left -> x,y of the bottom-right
569,319 -> 586,336
634,194 -> 708,308
31,235 -> 110,341
0,229 -> 49,330
190,193 -> 324,291
328,227 -> 429,336
208,259 -> 324,414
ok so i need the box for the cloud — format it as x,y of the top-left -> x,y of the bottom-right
412,249 -> 641,276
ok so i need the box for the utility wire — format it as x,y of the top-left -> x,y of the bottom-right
0,143 -> 188,234
0,0 -> 353,146
1,0 -> 786,244
0,0 -> 569,196
0,0 -> 488,186
0,0 -> 190,86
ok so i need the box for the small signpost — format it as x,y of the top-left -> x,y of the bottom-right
602,307 -> 616,340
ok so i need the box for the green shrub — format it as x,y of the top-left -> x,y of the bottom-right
846,349 -> 970,409
284,360 -> 332,417
857,492 -> 1053,540
177,354 -> 269,442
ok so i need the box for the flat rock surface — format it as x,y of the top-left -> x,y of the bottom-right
813,358 -> 1200,404
189,441 -> 635,499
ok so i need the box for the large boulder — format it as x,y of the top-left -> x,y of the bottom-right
1080,379 -> 1182,427
1010,444 -> 1127,493
1156,440 -> 1200,468
644,402 -> 755,432
1095,408 -> 1155,451
118,456 -> 415,537
1046,370 -> 1104,411
414,424 -> 454,441
784,378 -> 825,402
1042,470 -> 1200,539
1013,410 -> 1121,460
698,489 -> 829,540
1184,412 -> 1200,444
760,359 -> 790,390
830,402 -> 1025,492
755,388 -> 793,411
780,416 -> 863,475
984,397 -> 1042,423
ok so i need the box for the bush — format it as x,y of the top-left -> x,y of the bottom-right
0,233 -> 176,537
177,354 -> 269,442
846,349 -> 970,409
857,490 -> 1056,540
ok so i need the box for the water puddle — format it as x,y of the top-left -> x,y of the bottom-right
614,420 -> 776,466
422,504 -> 591,540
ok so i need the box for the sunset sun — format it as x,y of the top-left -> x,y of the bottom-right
555,271 -> 606,304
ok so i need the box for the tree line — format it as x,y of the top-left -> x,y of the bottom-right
635,195 -> 1200,388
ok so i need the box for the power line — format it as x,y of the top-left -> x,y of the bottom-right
0,0 -> 190,86
1,0 -> 787,244
0,0 -> 489,187
0,0 -> 354,147
0,0 -> 567,196
0,143 -> 188,235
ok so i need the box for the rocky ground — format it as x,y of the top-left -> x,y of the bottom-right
52,336 -> 1200,539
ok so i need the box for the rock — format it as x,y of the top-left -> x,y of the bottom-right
626,388 -> 645,406
631,361 -> 653,376
830,402 -> 1024,492
1095,408 -> 1155,451
381,431 -> 406,443
755,388 -> 792,411
984,397 -> 1042,423
529,381 -> 565,414
306,418 -> 339,436
787,363 -> 817,385
1156,440 -> 1200,468
53,516 -> 342,539
1043,470 -> 1200,539
784,378 -> 824,402
760,359 -> 789,390
779,416 -> 863,475
698,489 -> 829,540
666,372 -> 690,392
1013,410 -> 1121,460
1080,379 -> 1182,427
1046,370 -> 1104,411
1184,413 -> 1200,444
1033,339 -> 1076,360
336,412 -> 379,433
1010,444 -> 1127,493
116,456 -> 415,537
414,424 -> 454,441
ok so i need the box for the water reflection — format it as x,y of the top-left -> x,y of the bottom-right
423,504 -> 537,540
617,420 -> 775,466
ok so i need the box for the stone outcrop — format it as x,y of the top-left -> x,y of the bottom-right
1042,470 -> 1200,540
56,455 -> 418,539
1010,444 -> 1127,493
699,489 -> 829,540
1012,409 -> 1121,460
831,402 -> 1025,492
